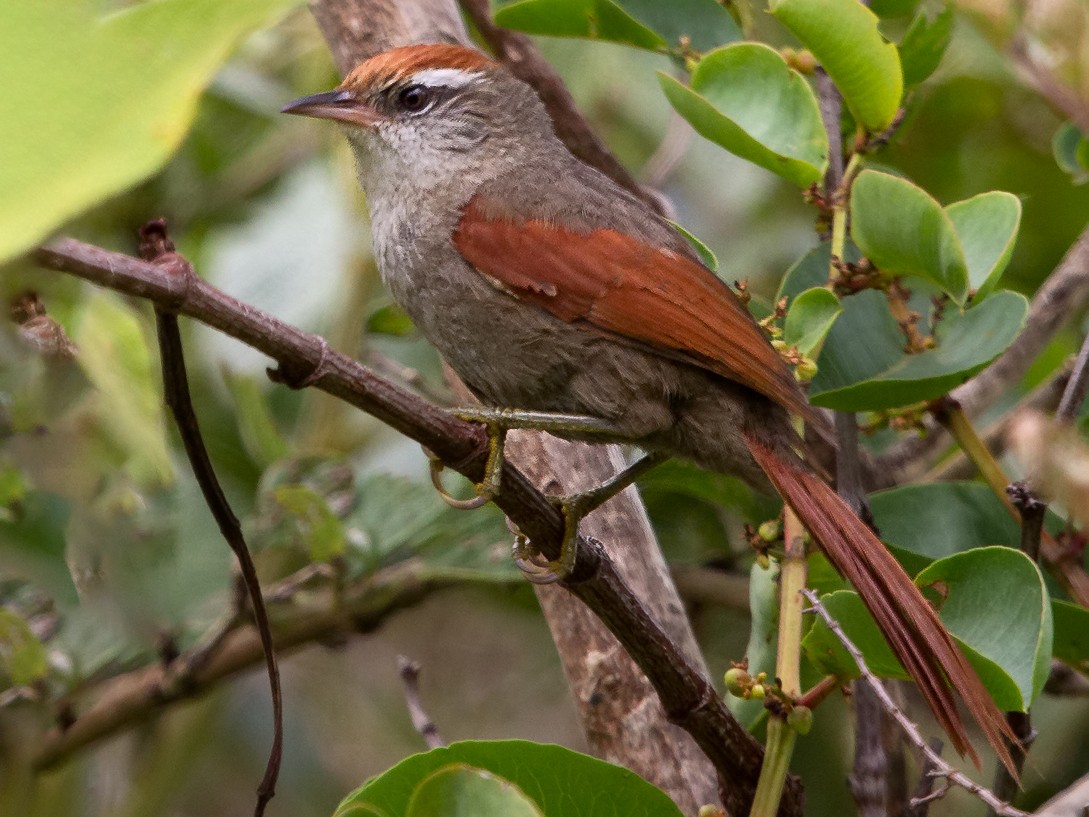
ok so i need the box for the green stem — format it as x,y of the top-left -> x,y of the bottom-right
828,153 -> 859,286
748,508 -> 808,817
748,719 -> 798,817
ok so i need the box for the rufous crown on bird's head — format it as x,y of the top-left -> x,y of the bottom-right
341,44 -> 497,95
281,44 -> 502,129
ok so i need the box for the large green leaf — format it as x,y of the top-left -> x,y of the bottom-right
770,0 -> 902,131
493,0 -> 741,53
805,548 -> 1052,710
869,481 -> 1020,574
945,192 -> 1021,298
335,741 -> 684,817
0,493 -> 76,607
850,170 -> 969,301
0,609 -> 49,686
659,43 -> 827,186
808,288 -> 1028,411
0,0 -> 300,264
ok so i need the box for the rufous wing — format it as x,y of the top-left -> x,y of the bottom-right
453,195 -> 812,420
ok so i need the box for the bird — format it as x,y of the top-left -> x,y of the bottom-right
282,42 -> 1017,773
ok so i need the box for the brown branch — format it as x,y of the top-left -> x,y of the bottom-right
458,0 -> 666,216
33,560 -> 458,769
1055,327 -> 1089,423
33,238 -> 800,815
877,222 -> 1089,484
1009,35 -> 1089,137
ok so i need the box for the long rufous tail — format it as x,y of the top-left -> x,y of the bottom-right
743,430 -> 1018,777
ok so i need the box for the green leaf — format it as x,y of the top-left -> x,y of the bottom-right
850,170 -> 968,302
336,740 -> 684,817
367,304 -> 417,337
223,372 -> 290,467
0,0 -> 301,264
272,485 -> 347,561
72,292 -> 173,486
804,590 -> 908,679
899,5 -> 954,86
916,548 -> 1052,710
406,765 -> 543,817
659,43 -> 828,187
493,0 -> 741,53
809,289 -> 1028,411
670,222 -> 718,270
0,492 -> 77,607
0,609 -> 49,686
783,287 -> 842,356
869,482 -> 1020,575
1052,600 -> 1089,668
945,192 -> 1021,298
806,548 -> 1053,710
770,0 -> 903,131
1053,122 -> 1089,184
869,0 -> 921,16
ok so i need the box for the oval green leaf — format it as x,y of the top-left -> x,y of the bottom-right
850,170 -> 969,302
917,548 -> 1052,710
0,0 -> 301,264
659,43 -> 828,186
494,0 -> 741,53
805,548 -> 1053,710
809,288 -> 1028,411
784,287 -> 842,356
770,0 -> 903,131
336,740 -> 684,817
1053,121 -> 1089,184
945,192 -> 1021,298
899,5 -> 954,86
406,765 -> 542,817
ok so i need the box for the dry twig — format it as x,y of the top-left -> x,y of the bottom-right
802,590 -> 1031,817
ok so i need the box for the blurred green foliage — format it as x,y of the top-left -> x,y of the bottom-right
2,0 -> 1089,815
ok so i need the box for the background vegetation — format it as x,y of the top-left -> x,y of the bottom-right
2,1 -> 1089,815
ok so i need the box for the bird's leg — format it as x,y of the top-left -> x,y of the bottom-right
435,408 -> 626,504
514,452 -> 669,584
437,406 -> 665,582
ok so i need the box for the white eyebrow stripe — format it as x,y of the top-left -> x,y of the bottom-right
410,67 -> 483,88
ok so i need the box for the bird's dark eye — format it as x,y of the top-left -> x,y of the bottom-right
397,84 -> 431,113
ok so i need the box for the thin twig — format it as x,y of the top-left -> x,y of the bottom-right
802,590 -> 1031,817
906,738 -> 944,817
397,656 -> 445,748
140,220 -> 281,817
928,368 -> 1070,482
1055,329 -> 1089,423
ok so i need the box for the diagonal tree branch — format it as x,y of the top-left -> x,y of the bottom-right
33,237 -> 801,815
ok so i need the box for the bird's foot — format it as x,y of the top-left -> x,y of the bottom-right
509,452 -> 669,584
426,417 -> 507,509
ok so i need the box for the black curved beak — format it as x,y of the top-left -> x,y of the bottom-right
280,90 -> 383,127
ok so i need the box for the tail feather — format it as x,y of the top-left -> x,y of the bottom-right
744,431 -> 1018,777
